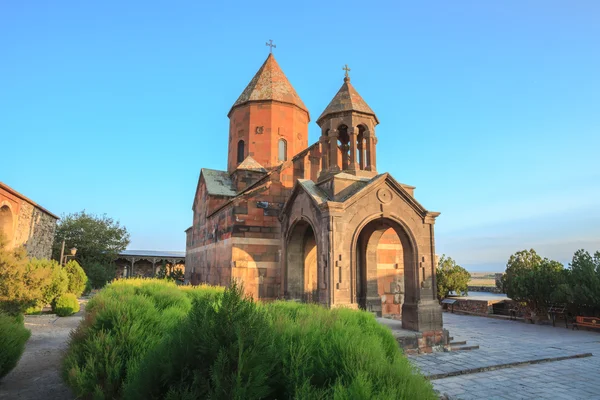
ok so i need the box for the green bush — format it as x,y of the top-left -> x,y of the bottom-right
84,261 -> 116,289
64,260 -> 88,297
53,293 -> 80,317
28,258 -> 69,306
62,279 -> 212,399
63,280 -> 434,400
0,313 -> 31,379
124,284 -> 435,400
0,235 -> 46,316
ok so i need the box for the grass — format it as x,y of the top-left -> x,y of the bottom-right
63,279 -> 436,400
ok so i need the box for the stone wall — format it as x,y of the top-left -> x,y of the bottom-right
467,285 -> 503,294
0,183 -> 58,259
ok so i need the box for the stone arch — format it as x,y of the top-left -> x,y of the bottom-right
0,204 -> 14,246
351,215 -> 418,322
285,218 -> 319,302
337,124 -> 350,170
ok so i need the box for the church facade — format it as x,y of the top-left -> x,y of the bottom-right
186,54 -> 442,332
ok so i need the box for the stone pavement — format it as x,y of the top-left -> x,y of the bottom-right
408,313 -> 600,399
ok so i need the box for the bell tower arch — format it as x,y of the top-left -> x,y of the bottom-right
316,69 -> 379,179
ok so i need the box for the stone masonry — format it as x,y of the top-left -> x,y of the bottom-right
186,53 -> 443,333
0,182 -> 59,259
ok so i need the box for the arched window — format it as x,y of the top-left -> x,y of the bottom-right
237,140 -> 245,163
278,139 -> 287,161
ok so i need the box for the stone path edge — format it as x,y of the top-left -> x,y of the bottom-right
426,352 -> 593,380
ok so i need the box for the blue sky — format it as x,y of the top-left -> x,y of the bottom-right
1,1 -> 599,272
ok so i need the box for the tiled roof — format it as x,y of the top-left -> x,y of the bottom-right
236,156 -> 267,173
317,77 -> 378,125
201,168 -> 237,197
119,250 -> 185,258
230,54 -> 308,116
297,179 -> 330,205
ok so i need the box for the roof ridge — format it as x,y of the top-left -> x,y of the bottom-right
317,79 -> 378,125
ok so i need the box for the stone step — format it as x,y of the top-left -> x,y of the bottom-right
448,344 -> 479,352
449,340 -> 467,346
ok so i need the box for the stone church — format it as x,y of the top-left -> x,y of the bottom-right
186,53 -> 442,332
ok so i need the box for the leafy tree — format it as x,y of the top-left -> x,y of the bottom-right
52,211 -> 129,287
436,255 -> 471,299
557,249 -> 600,315
501,249 -> 565,314
52,210 -> 130,264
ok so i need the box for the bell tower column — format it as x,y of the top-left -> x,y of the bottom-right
349,127 -> 357,171
329,129 -> 340,172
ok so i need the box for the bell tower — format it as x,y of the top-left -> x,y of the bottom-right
227,53 -> 310,175
316,66 -> 379,179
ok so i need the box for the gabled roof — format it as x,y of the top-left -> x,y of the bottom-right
235,156 -> 267,173
229,54 -> 309,117
201,168 -> 237,197
317,77 -> 378,125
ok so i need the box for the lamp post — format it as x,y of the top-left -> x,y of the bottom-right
59,240 -> 77,265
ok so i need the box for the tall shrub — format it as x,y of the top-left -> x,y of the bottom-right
84,261 -> 116,289
27,258 -> 69,306
0,235 -> 56,315
64,260 -> 88,297
0,313 -> 31,379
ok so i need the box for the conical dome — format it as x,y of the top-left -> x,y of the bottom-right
229,54 -> 309,118
317,77 -> 378,126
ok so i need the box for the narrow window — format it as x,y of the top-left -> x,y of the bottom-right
237,140 -> 245,163
278,139 -> 287,161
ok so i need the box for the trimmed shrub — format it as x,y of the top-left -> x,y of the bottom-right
64,260 -> 88,297
0,313 -> 31,379
29,259 -> 69,306
53,293 -> 80,317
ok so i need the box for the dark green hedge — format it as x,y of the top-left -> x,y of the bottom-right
63,279 -> 435,400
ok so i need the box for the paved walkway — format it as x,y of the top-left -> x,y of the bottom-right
410,313 -> 600,399
0,313 -> 82,400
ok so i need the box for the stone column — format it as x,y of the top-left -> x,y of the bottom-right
358,138 -> 365,170
329,129 -> 340,172
371,137 -> 378,171
341,143 -> 349,170
349,128 -> 357,171
319,136 -> 329,170
365,135 -> 373,171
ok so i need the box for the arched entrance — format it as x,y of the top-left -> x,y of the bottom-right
353,217 -> 417,318
285,219 -> 318,302
0,205 -> 14,246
